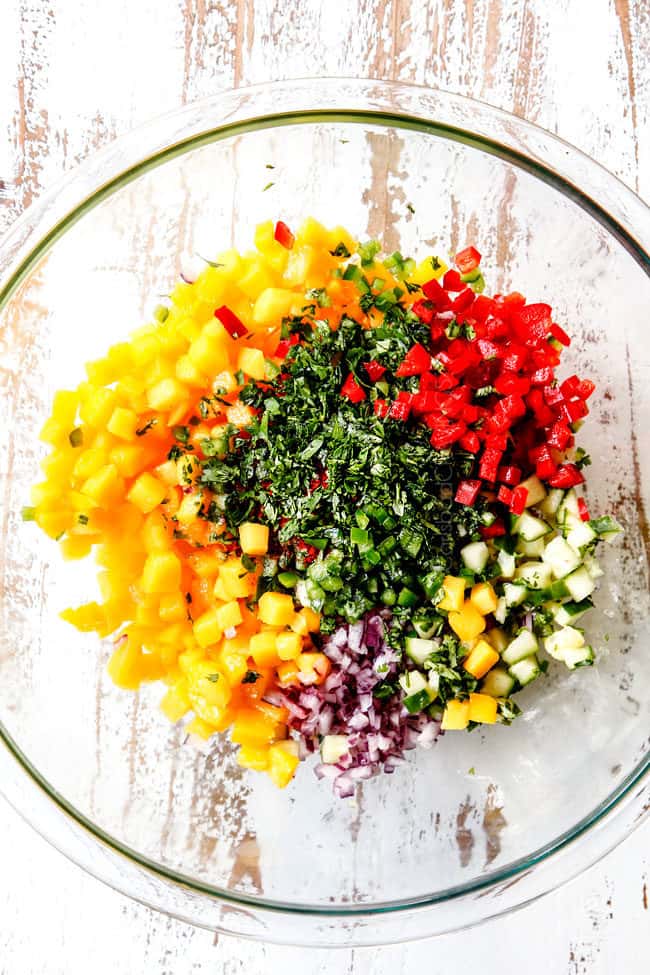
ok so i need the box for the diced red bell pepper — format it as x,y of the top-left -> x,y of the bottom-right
497,484 -> 513,505
497,464 -> 522,485
531,345 -> 561,369
459,430 -> 480,453
577,497 -> 590,521
484,433 -> 509,450
454,245 -> 482,274
530,366 -> 554,386
455,478 -> 482,506
412,298 -> 436,324
388,399 -> 411,421
550,322 -> 571,346
543,383 -> 564,407
547,463 -> 585,488
274,220 -> 295,249
472,295 -> 497,323
560,375 -> 581,398
374,398 -> 388,418
412,391 -> 438,414
527,388 -> 555,426
364,359 -> 386,381
576,378 -> 596,399
430,422 -> 466,449
451,288 -> 475,313
341,372 -> 366,403
500,345 -> 528,372
479,447 -> 503,482
436,371 -> 459,390
480,518 -> 506,538
561,398 -> 589,424
215,305 -> 247,339
494,372 -> 531,396
419,372 -> 438,392
395,343 -> 432,376
443,268 -> 463,292
535,445 -> 558,480
462,403 -> 480,423
509,485 -> 529,515
546,421 -> 572,451
511,303 -> 552,346
274,333 -> 300,357
422,278 -> 452,309
477,338 -> 500,360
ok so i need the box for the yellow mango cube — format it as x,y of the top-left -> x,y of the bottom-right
215,600 -> 243,631
192,608 -> 223,648
176,353 -> 207,387
275,630 -> 302,661
257,591 -> 295,627
239,522 -> 269,555
79,386 -> 116,428
107,406 -> 139,441
160,679 -> 191,723
237,346 -> 266,380
110,443 -> 148,478
141,550 -> 181,593
438,575 -> 466,612
147,377 -> 187,412
219,646 -> 249,686
141,511 -> 170,552
448,600 -> 486,642
249,631 -> 281,668
81,464 -> 124,507
238,259 -> 276,300
159,592 -> 188,623
60,534 -> 94,561
252,288 -> 296,326
463,639 -> 500,679
194,265 -> 227,305
188,332 -> 230,376
468,692 -> 498,724
470,582 -> 498,615
127,472 -> 167,513
441,699 -> 470,730
219,559 -> 253,599
267,740 -> 300,788
237,744 -> 270,772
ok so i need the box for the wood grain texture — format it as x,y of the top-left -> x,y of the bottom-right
0,0 -> 649,972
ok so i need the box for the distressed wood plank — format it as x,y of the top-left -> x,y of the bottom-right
0,0 -> 648,972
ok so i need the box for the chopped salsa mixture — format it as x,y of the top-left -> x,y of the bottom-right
26,218 -> 621,796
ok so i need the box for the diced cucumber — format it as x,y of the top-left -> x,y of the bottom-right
494,596 -> 507,624
502,629 -> 539,665
558,488 -> 579,521
516,537 -> 547,558
460,540 -> 489,573
548,578 -> 570,599
515,561 -> 553,590
508,655 -> 542,686
516,511 -> 552,541
566,521 -> 597,553
399,670 -> 429,696
545,625 -> 585,660
321,735 -> 350,764
564,566 -> 596,602
485,627 -> 509,653
590,515 -> 623,542
480,666 -> 515,698
504,581 -> 527,607
403,689 -> 433,714
405,636 -> 437,666
427,671 -> 440,698
583,553 -> 604,580
563,645 -> 595,669
412,613 -> 442,639
541,536 -> 582,579
519,475 -> 547,507
497,548 -> 516,579
553,598 -> 593,626
540,488 -> 564,518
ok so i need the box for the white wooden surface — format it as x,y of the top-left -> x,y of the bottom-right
0,1 -> 648,971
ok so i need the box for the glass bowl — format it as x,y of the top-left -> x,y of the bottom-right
0,79 -> 648,947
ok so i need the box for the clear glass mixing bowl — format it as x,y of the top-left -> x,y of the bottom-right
0,79 -> 648,947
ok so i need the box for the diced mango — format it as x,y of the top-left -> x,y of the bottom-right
188,332 -> 230,376
231,709 -> 283,746
147,377 -> 187,412
239,522 -> 269,556
468,692 -> 498,724
267,740 -> 300,788
438,575 -> 466,612
252,287 -> 296,325
441,699 -> 470,730
463,639 -> 500,679
275,630 -> 302,661
141,551 -> 181,593
160,679 -> 191,722
448,600 -> 487,642
81,464 -> 124,507
159,591 -> 188,623
249,631 -> 281,668
257,591 -> 295,627
127,472 -> 167,513
470,582 -> 498,615
215,600 -> 243,631
192,608 -> 223,648
107,406 -> 139,441
237,744 -> 270,771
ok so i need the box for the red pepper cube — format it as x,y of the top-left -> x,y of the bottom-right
530,366 -> 554,386
388,399 -> 411,421
459,430 -> 480,453
479,447 -> 503,482
373,398 -> 388,418
546,421 -> 572,451
215,304 -> 247,339
511,303 -> 552,347
576,378 -> 596,399
472,295 -> 497,323
430,422 -> 466,449
454,245 -> 482,274
535,446 -> 558,480
412,298 -> 436,324
442,268 -> 463,292
364,359 -> 386,382
497,484 -> 513,505
274,220 -> 295,250
412,391 -> 437,414
451,288 -> 475,313
509,485 -> 529,515
455,478 -> 482,506
480,518 -> 506,539
547,463 -> 585,489
436,371 -> 458,390
562,398 -> 589,424
550,322 -> 571,346
462,403 -> 480,424
477,338 -> 500,361
543,383 -> 564,407
422,278 -> 452,309
341,372 -> 366,404
419,372 -> 438,392
577,497 -> 590,522
497,464 -> 522,485
395,343 -> 432,377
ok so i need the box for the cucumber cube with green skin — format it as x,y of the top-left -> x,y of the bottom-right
515,561 -> 553,590
480,666 -> 515,698
548,578 -> 570,599
590,515 -> 623,542
494,596 -> 508,624
557,488 -> 580,522
412,614 -> 443,639
541,536 -> 582,579
405,636 -> 437,666
502,629 -> 539,665
553,598 -> 593,626
544,625 -> 585,661
516,537 -> 546,558
566,521 -> 597,553
563,645 -> 595,669
504,581 -> 528,607
564,566 -> 596,602
540,488 -> 564,518
583,552 -> 604,579
518,475 -> 547,507
460,540 -> 489,572
320,735 -> 350,764
516,512 -> 552,541
398,671 -> 429,696
498,548 -> 516,579
403,689 -> 433,714
508,655 -> 542,686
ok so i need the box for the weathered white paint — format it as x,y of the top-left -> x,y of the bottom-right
0,0 -> 648,971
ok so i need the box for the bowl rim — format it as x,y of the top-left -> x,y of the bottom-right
1,76 -> 648,927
